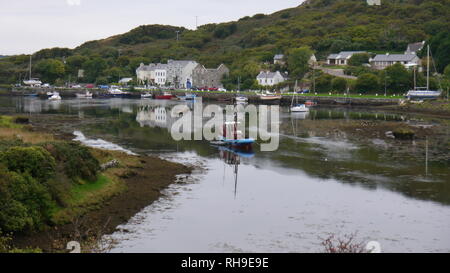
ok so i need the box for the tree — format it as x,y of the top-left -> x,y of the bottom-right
82,57 -> 107,83
355,73 -> 379,93
35,59 -> 65,84
287,46 -> 313,79
66,55 -> 88,75
331,77 -> 347,92
428,31 -> 450,73
384,63 -> 411,93
315,74 -> 334,93
348,53 -> 370,66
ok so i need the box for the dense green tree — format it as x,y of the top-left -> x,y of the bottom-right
65,55 -> 88,75
315,73 -> 334,93
355,73 -> 379,93
348,53 -> 370,66
287,46 -> 313,79
384,63 -> 411,93
331,77 -> 348,92
35,59 -> 65,84
82,57 -> 107,83
428,31 -> 450,73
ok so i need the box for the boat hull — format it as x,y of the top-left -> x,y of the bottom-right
155,95 -> 173,100
406,90 -> 441,100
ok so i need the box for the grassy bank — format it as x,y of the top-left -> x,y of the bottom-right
0,114 -> 190,252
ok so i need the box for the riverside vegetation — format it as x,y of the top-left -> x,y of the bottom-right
0,115 -> 189,252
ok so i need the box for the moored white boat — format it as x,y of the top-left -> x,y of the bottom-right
259,93 -> 282,101
406,45 -> 441,100
48,92 -> 62,101
291,104 -> 309,112
235,96 -> 248,102
141,93 -> 153,98
76,91 -> 93,98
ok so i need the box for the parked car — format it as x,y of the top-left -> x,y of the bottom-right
297,89 -> 310,94
218,88 -> 227,92
86,84 -> 95,89
208,87 -> 218,91
71,84 -> 82,88
98,85 -> 109,89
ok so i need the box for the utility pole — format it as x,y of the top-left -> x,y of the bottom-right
237,76 -> 241,92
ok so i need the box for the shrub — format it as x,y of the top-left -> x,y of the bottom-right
0,166 -> 52,232
0,146 -> 56,184
41,142 -> 100,182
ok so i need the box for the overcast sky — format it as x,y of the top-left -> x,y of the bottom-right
0,0 -> 303,55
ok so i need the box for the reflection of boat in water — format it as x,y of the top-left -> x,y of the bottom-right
290,111 -> 309,120
215,144 -> 255,198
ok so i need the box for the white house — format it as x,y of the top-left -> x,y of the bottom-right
136,60 -> 198,88
256,71 -> 288,86
327,51 -> 366,65
136,63 -> 168,86
405,41 -> 425,55
370,53 -> 421,70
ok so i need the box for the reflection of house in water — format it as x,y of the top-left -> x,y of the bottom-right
136,105 -> 175,130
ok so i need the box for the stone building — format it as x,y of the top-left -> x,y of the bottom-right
192,64 -> 229,88
136,60 -> 198,88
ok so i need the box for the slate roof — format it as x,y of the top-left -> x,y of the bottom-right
327,51 -> 366,60
257,71 -> 288,79
406,42 -> 425,53
371,54 -> 417,62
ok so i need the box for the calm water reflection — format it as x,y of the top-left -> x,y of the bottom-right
1,97 -> 449,252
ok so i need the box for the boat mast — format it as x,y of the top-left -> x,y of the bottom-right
29,55 -> 32,80
427,45 -> 430,90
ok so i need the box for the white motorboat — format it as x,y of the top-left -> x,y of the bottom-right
76,91 -> 93,98
235,96 -> 248,102
141,93 -> 153,98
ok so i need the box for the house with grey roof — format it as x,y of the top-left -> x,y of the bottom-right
136,60 -> 198,88
369,53 -> 421,70
136,63 -> 168,86
405,41 -> 425,55
256,71 -> 288,86
274,54 -> 285,65
327,51 -> 366,65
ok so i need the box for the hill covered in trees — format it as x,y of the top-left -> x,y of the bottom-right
0,0 -> 449,91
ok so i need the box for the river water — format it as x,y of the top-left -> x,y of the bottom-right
1,97 -> 449,253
